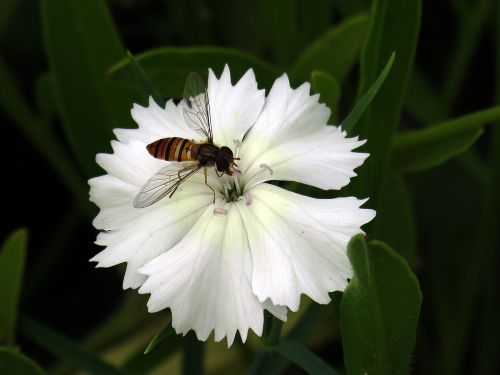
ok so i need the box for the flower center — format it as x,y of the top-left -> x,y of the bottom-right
216,139 -> 273,206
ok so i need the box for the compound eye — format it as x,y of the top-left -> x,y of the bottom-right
216,156 -> 230,172
220,146 -> 233,158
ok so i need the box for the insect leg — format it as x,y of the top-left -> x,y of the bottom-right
204,167 -> 216,204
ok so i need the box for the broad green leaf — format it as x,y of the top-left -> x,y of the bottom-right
353,0 -> 421,204
392,105 -> 500,173
373,175 -> 417,263
270,341 -> 339,375
257,0 -> 299,67
341,53 -> 394,134
311,71 -> 341,123
290,13 -> 368,86
340,235 -> 422,375
143,320 -> 175,354
41,0 -> 139,177
126,51 -> 163,107
109,47 -> 280,97
19,316 -> 126,375
335,0 -> 370,18
0,347 -> 45,375
0,229 -> 27,346
296,0 -> 331,50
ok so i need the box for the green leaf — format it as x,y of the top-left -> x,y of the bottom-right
341,52 -> 394,134
123,333 -> 183,374
353,0 -> 421,203
126,51 -> 163,107
0,347 -> 45,375
290,13 -> 368,86
340,235 -> 422,375
372,176 -> 417,263
257,0 -> 299,67
0,229 -> 27,346
143,320 -> 175,354
270,341 -> 339,375
109,47 -> 280,97
392,105 -> 500,173
311,71 -> 341,123
41,0 -> 139,177
19,316 -> 127,375
248,302 -> 331,375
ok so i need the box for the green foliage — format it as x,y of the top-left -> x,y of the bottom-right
342,52 -> 394,134
372,176 -> 417,262
270,341 -> 339,375
0,229 -> 27,346
182,333 -> 204,375
143,320 -> 176,354
393,106 -> 500,173
41,0 -> 139,177
110,47 -> 280,97
354,0 -> 421,204
19,317 -> 127,375
341,235 -> 422,375
311,71 -> 341,123
126,51 -> 164,107
290,14 -> 368,86
0,347 -> 45,375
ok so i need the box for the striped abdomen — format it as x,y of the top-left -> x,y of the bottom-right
147,137 -> 198,162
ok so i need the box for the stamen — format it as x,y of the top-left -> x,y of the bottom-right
213,208 -> 228,216
233,139 -> 242,158
223,184 -> 231,201
245,191 -> 253,206
259,163 -> 274,175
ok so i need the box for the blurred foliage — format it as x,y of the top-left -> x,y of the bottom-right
1,0 -> 499,374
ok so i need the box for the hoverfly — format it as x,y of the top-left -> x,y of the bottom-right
133,72 -> 240,208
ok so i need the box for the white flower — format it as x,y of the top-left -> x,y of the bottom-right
89,65 -> 375,346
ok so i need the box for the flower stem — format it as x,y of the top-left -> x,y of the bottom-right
262,312 -> 282,347
182,332 -> 204,375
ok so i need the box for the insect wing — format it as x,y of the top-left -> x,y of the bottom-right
134,163 -> 201,208
182,72 -> 213,142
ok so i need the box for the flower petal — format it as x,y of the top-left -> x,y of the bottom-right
238,184 -> 375,311
239,74 -> 366,191
91,137 -> 216,289
91,182 -> 212,289
139,203 -> 282,346
117,98 -> 199,144
208,66 -> 265,148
